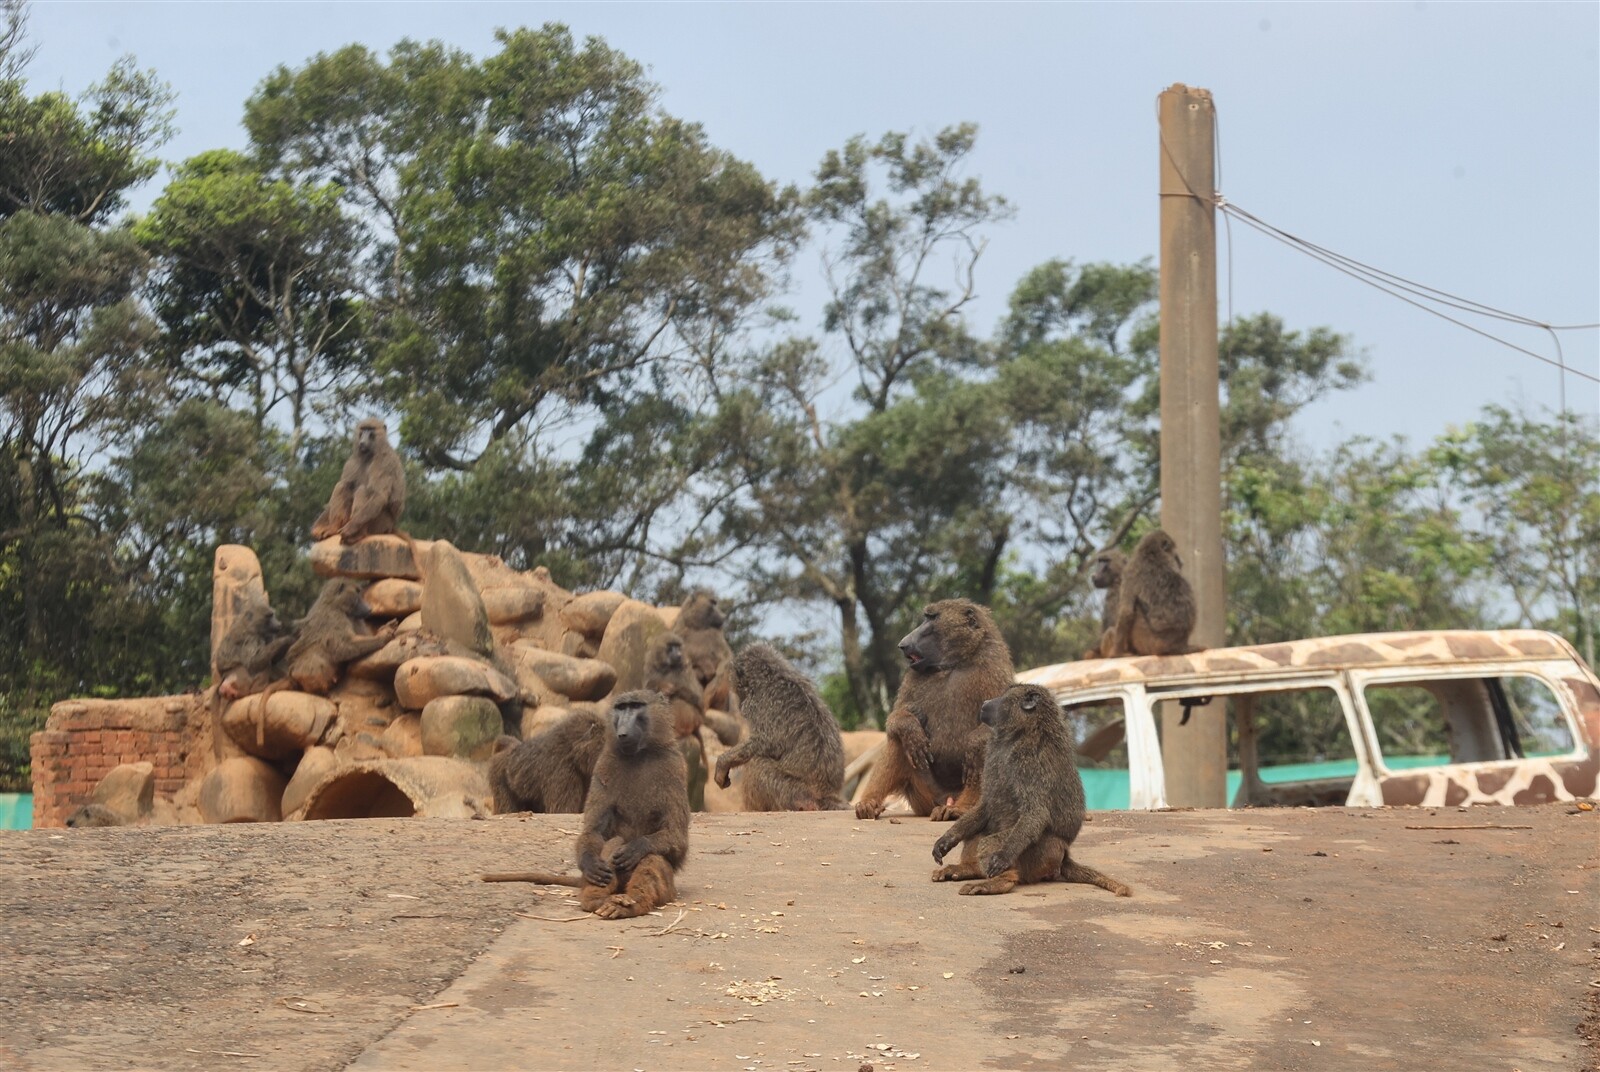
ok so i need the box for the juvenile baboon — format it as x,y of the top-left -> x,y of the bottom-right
931,683 -> 1130,897
487,708 -> 609,814
1107,529 -> 1199,657
282,579 -> 397,694
645,633 -> 705,738
311,418 -> 406,544
65,804 -> 124,829
215,600 -> 294,701
713,643 -> 847,811
1081,549 -> 1125,660
855,598 -> 1014,822
481,691 -> 690,920
677,591 -> 736,710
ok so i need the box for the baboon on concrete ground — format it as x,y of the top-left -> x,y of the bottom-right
482,691 -> 690,920
282,579 -> 397,694
855,598 -> 1014,822
931,683 -> 1130,897
677,591 -> 737,710
1081,549 -> 1125,660
1107,529 -> 1200,657
65,804 -> 125,828
215,600 -> 295,701
713,643 -> 847,811
487,708 -> 609,814
311,418 -> 406,543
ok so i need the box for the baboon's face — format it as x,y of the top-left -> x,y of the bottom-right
355,419 -> 384,457
900,600 -> 988,673
899,607 -> 947,673
325,579 -> 372,619
980,684 -> 1057,730
1090,552 -> 1120,589
684,593 -> 724,629
610,697 -> 656,756
662,638 -> 685,670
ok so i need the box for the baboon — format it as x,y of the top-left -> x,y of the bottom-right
215,600 -> 294,701
713,643 -> 848,811
677,591 -> 736,710
240,579 -> 394,748
931,683 -> 1130,898
644,631 -> 711,810
487,708 -> 609,814
481,691 -> 690,920
1080,549 -> 1125,660
645,633 -> 705,739
65,804 -> 124,829
1107,529 -> 1199,657
311,418 -> 406,544
855,598 -> 1014,822
281,579 -> 397,694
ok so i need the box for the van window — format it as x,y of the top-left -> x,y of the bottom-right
1362,674 -> 1575,769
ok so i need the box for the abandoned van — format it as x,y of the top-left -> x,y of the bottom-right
1017,630 -> 1600,810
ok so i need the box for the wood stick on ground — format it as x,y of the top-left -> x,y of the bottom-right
1402,824 -> 1533,831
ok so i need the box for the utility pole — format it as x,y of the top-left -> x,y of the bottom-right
1158,84 -> 1228,808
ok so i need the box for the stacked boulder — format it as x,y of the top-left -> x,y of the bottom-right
194,536 -> 715,824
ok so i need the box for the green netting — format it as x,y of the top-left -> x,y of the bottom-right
0,794 -> 33,830
1079,756 -> 1451,810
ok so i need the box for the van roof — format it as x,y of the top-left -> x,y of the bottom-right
1016,629 -> 1578,694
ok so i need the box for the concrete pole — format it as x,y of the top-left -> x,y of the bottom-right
1158,84 -> 1228,808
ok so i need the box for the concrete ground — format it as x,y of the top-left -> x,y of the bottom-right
1,804 -> 1595,1071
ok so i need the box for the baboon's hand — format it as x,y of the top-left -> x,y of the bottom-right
932,835 -> 957,864
378,620 -> 399,639
854,798 -> 886,820
339,522 -> 365,544
712,755 -> 732,789
579,852 -> 614,887
609,838 -> 651,872
981,853 -> 1011,878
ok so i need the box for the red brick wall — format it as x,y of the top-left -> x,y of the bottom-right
29,696 -> 197,827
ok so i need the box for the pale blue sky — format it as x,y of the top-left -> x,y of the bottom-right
23,1 -> 1600,447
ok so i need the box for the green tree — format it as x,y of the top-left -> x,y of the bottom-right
135,149 -> 363,452
240,25 -> 802,587
0,14 -> 175,787
1433,405 -> 1600,666
708,126 -> 1012,724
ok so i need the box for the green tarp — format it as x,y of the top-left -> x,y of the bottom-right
1078,756 -> 1449,810
0,794 -> 32,830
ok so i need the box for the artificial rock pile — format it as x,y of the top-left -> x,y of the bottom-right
187,535 -> 712,824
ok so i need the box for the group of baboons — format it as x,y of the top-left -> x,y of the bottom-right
216,419 -> 1208,919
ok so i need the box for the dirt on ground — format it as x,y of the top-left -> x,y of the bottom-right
0,804 -> 1596,1072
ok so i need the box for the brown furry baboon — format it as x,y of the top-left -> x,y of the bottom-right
215,601 -> 294,701
645,633 -> 705,738
1081,549 -> 1125,660
931,683 -> 1130,897
677,591 -> 736,709
481,691 -> 689,920
311,418 -> 406,544
487,708 -> 609,814
65,804 -> 124,829
713,643 -> 847,811
855,598 -> 1014,822
282,579 -> 397,694
1107,529 -> 1200,657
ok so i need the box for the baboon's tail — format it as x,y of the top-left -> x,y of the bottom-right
481,871 -> 585,887
1060,859 -> 1131,897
